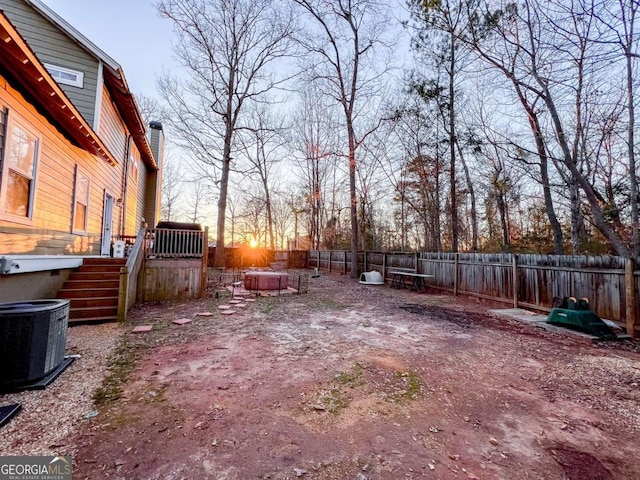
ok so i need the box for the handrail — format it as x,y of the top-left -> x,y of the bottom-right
117,227 -> 147,322
145,228 -> 205,258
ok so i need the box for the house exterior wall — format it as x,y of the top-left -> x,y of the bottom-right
0,268 -> 71,302
146,124 -> 164,226
0,0 -> 100,128
136,161 -> 149,229
98,85 -> 127,163
0,73 -> 121,254
98,86 -> 147,237
126,142 -> 145,235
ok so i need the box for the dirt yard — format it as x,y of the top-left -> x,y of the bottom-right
5,272 -> 640,479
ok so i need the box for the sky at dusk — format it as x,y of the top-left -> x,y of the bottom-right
40,0 -> 175,100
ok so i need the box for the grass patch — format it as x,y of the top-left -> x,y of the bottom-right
317,387 -> 349,414
93,336 -> 146,405
259,298 -> 278,314
389,371 -> 423,402
312,297 -> 342,310
334,363 -> 365,388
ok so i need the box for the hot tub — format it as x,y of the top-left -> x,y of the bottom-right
244,271 -> 289,291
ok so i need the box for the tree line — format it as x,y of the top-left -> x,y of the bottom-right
150,0 -> 639,274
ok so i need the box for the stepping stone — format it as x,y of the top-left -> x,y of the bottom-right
229,300 -> 242,304
244,298 -> 256,302
196,312 -> 214,317
172,318 -> 192,325
218,305 -> 231,310
220,310 -> 236,315
234,303 -> 247,308
132,325 -> 152,333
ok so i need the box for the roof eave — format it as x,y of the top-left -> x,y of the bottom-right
23,0 -> 158,171
103,66 -> 158,170
0,13 -> 117,166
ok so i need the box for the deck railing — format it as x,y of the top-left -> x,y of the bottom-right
117,228 -> 147,322
145,228 -> 206,258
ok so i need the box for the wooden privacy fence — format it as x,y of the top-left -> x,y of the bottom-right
308,250 -> 638,336
208,248 -> 309,269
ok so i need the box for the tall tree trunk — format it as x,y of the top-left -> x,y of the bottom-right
524,1 -> 630,257
494,184 -> 509,248
434,134 -> 442,251
514,85 -> 564,254
449,34 -> 458,252
215,131 -> 232,267
348,122 -> 359,278
543,90 -> 630,257
569,180 -> 581,254
457,142 -> 478,251
265,188 -> 275,250
626,42 -> 638,257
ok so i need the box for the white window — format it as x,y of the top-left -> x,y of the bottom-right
0,112 -> 39,224
44,63 -> 84,88
73,166 -> 90,234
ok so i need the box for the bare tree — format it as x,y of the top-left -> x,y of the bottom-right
464,0 -> 631,256
160,156 -> 185,221
407,0 -> 481,252
135,94 -> 162,128
290,88 -> 339,250
270,192 -> 294,249
594,0 -> 639,255
156,0 -> 296,266
185,179 -> 212,224
237,105 -> 286,250
293,0 -> 393,277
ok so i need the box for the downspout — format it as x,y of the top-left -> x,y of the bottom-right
121,135 -> 132,236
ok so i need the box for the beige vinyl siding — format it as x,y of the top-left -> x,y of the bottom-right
0,74 -> 123,255
0,0 -> 99,126
144,170 -> 160,227
124,143 -> 141,235
135,158 -> 149,231
98,85 -> 127,162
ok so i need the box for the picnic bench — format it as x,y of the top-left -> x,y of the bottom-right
388,270 -> 434,292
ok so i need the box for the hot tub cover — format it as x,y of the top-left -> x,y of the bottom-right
359,271 -> 384,285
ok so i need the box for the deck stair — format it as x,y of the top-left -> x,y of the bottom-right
57,257 -> 124,324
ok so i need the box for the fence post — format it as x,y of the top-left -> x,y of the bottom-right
344,251 -> 347,274
364,251 -> 368,272
512,254 -> 518,308
415,252 -> 419,273
625,257 -> 636,337
200,228 -> 209,298
328,250 -> 332,273
382,252 -> 387,283
317,250 -> 320,270
117,266 -> 129,322
453,253 -> 459,296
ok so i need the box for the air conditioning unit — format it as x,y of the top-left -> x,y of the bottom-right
0,300 -> 70,390
113,240 -> 126,258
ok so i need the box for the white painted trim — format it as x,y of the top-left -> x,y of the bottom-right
25,0 -> 121,71
0,255 -> 85,274
43,63 -> 84,88
93,60 -> 104,131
